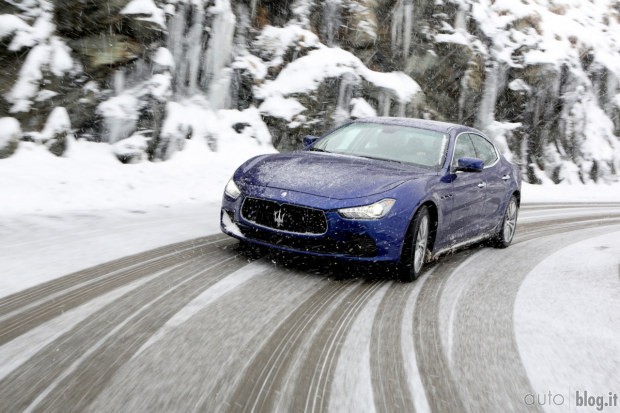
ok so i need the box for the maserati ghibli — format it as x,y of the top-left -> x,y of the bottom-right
220,117 -> 521,281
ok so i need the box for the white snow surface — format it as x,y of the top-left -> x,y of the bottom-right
515,230 -> 620,411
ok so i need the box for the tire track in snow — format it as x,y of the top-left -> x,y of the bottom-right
370,282 -> 418,413
449,222 -> 620,413
291,280 -> 383,413
0,235 -> 232,345
0,233 -> 228,314
412,253 -> 471,413
0,245 -> 243,413
222,280 -> 355,413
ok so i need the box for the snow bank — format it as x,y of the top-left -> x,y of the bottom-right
522,182 -> 620,203
0,124 -> 274,216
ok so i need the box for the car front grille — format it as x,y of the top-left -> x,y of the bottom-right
238,226 -> 378,258
241,197 -> 328,234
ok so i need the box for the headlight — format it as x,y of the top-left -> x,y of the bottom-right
224,178 -> 241,199
338,199 -> 395,219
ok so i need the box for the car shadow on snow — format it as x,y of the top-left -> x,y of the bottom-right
233,241 -> 398,282
233,240 -> 491,283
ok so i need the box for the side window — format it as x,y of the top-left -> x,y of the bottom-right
452,134 -> 476,167
469,134 -> 498,167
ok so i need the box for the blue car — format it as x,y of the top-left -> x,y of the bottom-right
220,117 -> 521,281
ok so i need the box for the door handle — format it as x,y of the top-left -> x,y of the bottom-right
502,174 -> 510,181
477,182 -> 486,189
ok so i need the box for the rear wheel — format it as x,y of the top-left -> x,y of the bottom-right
492,195 -> 518,248
397,206 -> 430,282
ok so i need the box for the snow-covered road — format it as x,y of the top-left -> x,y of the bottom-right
0,203 -> 619,412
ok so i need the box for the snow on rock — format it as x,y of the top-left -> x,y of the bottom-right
41,107 -> 71,138
112,134 -> 150,163
0,117 -> 22,148
0,14 -> 31,41
148,73 -> 173,101
121,0 -> 166,28
0,118 -> 22,159
256,47 -> 421,104
8,14 -> 55,51
253,24 -> 321,68
435,32 -> 469,46
232,54 -> 268,82
155,99 -> 274,160
7,44 -> 50,113
216,107 -> 273,148
152,47 -> 175,71
6,36 -> 76,113
350,97 -> 377,119
97,94 -> 141,144
40,107 -> 72,156
49,36 -> 74,76
258,96 -> 306,122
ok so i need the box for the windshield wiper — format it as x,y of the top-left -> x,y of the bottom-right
310,147 -> 329,153
355,155 -> 404,165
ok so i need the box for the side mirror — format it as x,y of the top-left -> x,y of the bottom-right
455,157 -> 484,172
303,135 -> 320,148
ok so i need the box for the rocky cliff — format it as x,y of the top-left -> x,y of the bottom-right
1,0 -> 619,184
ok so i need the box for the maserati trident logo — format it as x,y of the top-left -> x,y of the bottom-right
274,209 -> 285,228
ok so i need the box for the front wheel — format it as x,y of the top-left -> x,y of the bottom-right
397,206 -> 430,282
492,195 -> 519,248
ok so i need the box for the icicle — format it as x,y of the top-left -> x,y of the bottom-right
250,0 -> 257,19
202,0 -> 236,109
322,0 -> 342,46
113,69 -> 125,95
403,1 -> 413,58
378,90 -> 391,116
167,3 -> 189,96
476,61 -> 499,132
454,4 -> 467,32
186,2 -> 205,95
391,0 -> 413,58
334,73 -> 355,125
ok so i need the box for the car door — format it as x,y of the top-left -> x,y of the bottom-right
447,133 -> 487,245
469,133 -> 503,233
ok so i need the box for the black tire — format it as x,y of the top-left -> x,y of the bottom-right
397,206 -> 430,282
492,195 -> 519,248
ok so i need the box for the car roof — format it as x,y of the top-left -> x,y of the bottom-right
352,117 -> 484,136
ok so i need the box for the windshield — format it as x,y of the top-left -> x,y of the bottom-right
312,123 -> 449,168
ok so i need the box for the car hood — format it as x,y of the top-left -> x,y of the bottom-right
239,151 -> 433,200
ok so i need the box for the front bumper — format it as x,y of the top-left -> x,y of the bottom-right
220,191 -> 408,262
